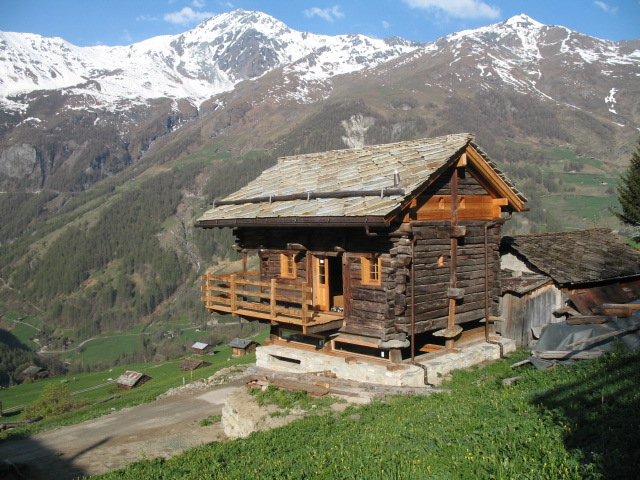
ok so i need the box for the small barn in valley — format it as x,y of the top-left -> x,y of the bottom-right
196,133 -> 527,367
180,358 -> 212,371
21,365 -> 48,381
116,371 -> 152,390
500,228 -> 640,346
228,337 -> 258,357
191,342 -> 212,354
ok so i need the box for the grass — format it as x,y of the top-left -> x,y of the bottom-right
0,329 -> 269,439
60,334 -> 142,365
96,348 -> 640,480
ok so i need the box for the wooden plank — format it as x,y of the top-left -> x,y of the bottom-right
566,315 -> 612,325
563,324 -> 640,348
532,350 -> 604,360
590,305 -> 633,318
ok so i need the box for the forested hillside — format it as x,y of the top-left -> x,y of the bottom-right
1,11 -> 637,380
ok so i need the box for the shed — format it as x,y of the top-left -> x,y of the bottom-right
196,133 -> 527,363
21,365 -> 48,381
500,228 -> 640,346
191,342 -> 212,354
228,338 -> 258,357
179,358 -> 212,371
116,371 -> 152,390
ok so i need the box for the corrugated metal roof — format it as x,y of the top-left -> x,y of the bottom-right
191,342 -> 209,350
196,133 -> 526,227
503,228 -> 640,286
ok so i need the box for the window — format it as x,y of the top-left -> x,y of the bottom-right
280,253 -> 297,279
361,256 -> 381,285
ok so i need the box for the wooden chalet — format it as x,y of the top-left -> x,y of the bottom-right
500,228 -> 640,346
116,371 -> 152,390
191,341 -> 212,354
180,358 -> 212,371
228,337 -> 258,357
196,133 -> 527,363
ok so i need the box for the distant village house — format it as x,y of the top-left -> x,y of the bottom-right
228,338 -> 258,357
191,342 -> 212,354
116,371 -> 152,390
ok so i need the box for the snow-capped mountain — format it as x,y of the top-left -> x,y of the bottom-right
385,14 -> 640,123
0,9 -> 419,110
1,10 -> 639,337
0,10 -> 638,194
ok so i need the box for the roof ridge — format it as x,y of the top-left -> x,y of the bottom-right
276,132 -> 473,163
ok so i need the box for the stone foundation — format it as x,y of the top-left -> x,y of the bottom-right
256,338 -> 516,387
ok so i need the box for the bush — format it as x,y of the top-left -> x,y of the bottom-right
22,382 -> 85,419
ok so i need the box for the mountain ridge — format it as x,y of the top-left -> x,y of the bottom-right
0,9 -> 420,110
0,9 -> 638,362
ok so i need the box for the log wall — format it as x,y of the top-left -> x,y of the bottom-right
231,164 -> 507,346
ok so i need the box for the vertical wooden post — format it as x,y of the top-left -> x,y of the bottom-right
230,274 -> 237,314
242,252 -> 247,276
301,286 -> 309,324
447,166 -> 459,350
270,279 -> 277,320
342,254 -> 351,317
306,251 -> 313,313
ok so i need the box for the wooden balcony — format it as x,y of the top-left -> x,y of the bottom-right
201,272 -> 344,334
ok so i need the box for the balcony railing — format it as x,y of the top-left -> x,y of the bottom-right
201,271 -> 323,325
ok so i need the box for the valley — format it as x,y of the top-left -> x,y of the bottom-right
0,9 -> 638,379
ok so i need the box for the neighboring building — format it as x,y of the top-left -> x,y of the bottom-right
116,371 -> 152,390
228,338 -> 258,357
21,366 -> 48,381
197,133 -> 526,363
191,342 -> 212,354
500,228 -> 640,346
179,358 -> 211,371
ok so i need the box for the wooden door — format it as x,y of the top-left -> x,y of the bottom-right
313,256 -> 330,311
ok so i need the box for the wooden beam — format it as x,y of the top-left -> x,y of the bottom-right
563,324 -> 640,349
465,145 -> 526,211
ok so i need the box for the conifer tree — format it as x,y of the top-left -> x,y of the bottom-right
613,137 -> 640,241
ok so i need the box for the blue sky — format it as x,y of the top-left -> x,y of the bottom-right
0,0 -> 638,46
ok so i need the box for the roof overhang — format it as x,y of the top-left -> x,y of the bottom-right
196,215 -> 390,229
465,144 -> 527,212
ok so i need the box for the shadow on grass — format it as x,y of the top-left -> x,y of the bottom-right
0,435 -> 93,480
530,350 -> 640,479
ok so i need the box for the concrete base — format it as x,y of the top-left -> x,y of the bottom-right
420,338 -> 516,386
255,338 -> 516,387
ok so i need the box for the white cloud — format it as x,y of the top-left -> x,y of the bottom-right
136,14 -> 159,22
382,20 -> 391,29
191,0 -> 206,7
303,5 -> 345,23
402,0 -> 500,19
164,7 -> 214,25
593,1 -> 618,14
120,30 -> 133,44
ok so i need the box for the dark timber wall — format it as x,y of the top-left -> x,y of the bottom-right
232,163 -> 507,346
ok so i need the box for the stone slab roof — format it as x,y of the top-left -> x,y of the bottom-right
116,370 -> 147,387
196,133 -> 525,228
228,337 -> 253,349
502,228 -> 640,286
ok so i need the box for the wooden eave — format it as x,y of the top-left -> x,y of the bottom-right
465,145 -> 526,212
385,144 -> 526,222
196,215 -> 390,229
384,143 -> 468,223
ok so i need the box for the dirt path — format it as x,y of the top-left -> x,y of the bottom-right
0,381 -> 245,479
